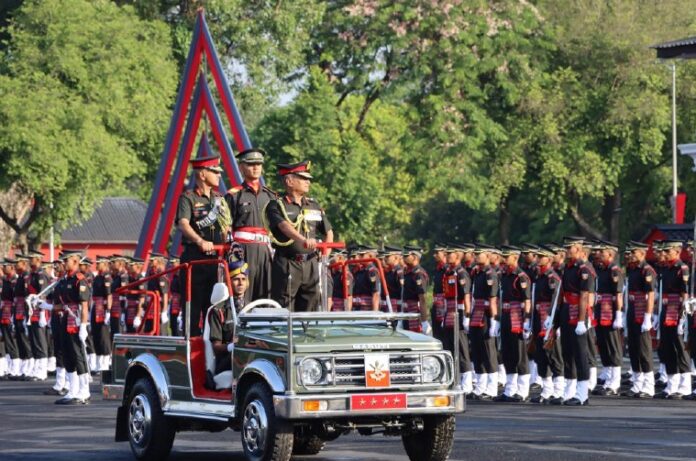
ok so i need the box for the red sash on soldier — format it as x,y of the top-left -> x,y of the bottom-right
13,296 -> 25,320
331,297 -> 345,312
1,300 -> 13,325
596,294 -> 614,327
170,293 -> 181,315
536,301 -> 551,337
30,303 -> 46,324
629,292 -> 647,324
352,296 -> 372,312
93,296 -> 106,323
444,298 -> 458,328
66,303 -> 80,334
564,292 -> 580,325
403,300 -> 421,332
125,298 -> 139,326
470,299 -> 489,328
111,299 -> 122,319
662,294 -> 681,327
502,301 -> 524,333
433,294 -> 445,324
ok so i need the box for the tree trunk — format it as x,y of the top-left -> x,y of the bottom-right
602,191 -> 622,243
0,183 -> 33,256
569,203 -> 604,240
499,197 -> 510,245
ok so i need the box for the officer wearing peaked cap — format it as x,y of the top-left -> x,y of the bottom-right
225,148 -> 277,303
382,246 -> 404,313
177,153 -> 232,336
1,258 -> 21,380
401,246 -> 430,333
265,160 -> 334,311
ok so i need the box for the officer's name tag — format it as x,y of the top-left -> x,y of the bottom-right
303,209 -> 322,222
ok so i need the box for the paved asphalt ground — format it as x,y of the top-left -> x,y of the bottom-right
2,376 -> 696,461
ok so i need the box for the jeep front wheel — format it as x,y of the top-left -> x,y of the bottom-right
402,415 -> 456,461
241,383 -> 293,461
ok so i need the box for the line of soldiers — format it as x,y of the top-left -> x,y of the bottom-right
0,250 -> 183,404
323,237 -> 696,406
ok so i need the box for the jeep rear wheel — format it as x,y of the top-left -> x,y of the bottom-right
127,378 -> 175,461
241,383 -> 293,461
402,415 -> 456,461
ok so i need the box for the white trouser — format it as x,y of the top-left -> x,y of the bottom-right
53,368 -> 66,391
530,361 -> 541,385
665,374 -> 681,395
605,366 -> 621,391
474,373 -> 487,395
553,376 -> 565,398
460,371 -> 473,394
563,379 -> 577,401
65,372 -> 79,399
77,373 -> 91,400
98,355 -> 111,372
678,373 -> 692,395
574,380 -> 589,402
47,356 -> 56,372
34,358 -> 48,380
89,353 -> 97,372
589,367 -> 597,390
504,373 -> 519,397
599,366 -> 609,382
630,372 -> 643,394
486,372 -> 499,397
641,372 -> 655,396
498,365 -> 506,385
659,363 -> 668,383
0,356 -> 6,376
517,374 -> 531,399
10,358 -> 21,376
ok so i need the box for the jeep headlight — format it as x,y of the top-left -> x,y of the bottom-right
422,356 -> 443,383
300,358 -> 324,385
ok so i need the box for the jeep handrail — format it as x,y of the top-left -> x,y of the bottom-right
238,310 -> 420,323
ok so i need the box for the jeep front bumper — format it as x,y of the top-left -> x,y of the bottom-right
273,389 -> 465,419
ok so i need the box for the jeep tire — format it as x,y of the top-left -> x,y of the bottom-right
292,433 -> 325,455
241,383 -> 293,461
126,378 -> 175,461
402,415 -> 456,461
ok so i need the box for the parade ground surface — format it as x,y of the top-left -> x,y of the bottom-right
1,377 -> 694,461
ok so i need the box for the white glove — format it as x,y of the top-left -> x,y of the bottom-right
161,311 -> 169,325
488,319 -> 500,338
678,317 -> 686,336
120,312 -> 126,326
575,321 -> 588,336
177,314 -> 183,332
133,315 -> 142,329
40,301 -> 53,311
652,314 -> 659,328
460,314 -> 470,333
641,315 -> 652,333
105,310 -> 111,321
38,312 -> 47,328
79,324 -> 88,342
523,319 -> 531,340
226,343 -> 234,353
543,317 -> 553,332
612,314 -> 623,330
555,327 -> 561,339
421,320 -> 433,336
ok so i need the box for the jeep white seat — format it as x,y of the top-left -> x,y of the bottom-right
202,284 -> 233,390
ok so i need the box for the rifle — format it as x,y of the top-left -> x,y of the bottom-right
527,282 -> 536,354
25,279 -> 60,326
657,279 -> 663,341
543,282 -> 562,350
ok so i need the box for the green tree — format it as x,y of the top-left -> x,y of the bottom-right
0,0 -> 177,250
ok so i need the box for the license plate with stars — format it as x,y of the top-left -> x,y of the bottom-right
350,393 -> 407,410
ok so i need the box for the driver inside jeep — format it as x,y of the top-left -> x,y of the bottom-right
208,260 -> 248,379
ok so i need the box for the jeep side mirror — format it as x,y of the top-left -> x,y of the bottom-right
210,282 -> 230,306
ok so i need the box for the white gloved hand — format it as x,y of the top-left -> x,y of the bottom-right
612,314 -> 623,330
38,312 -> 47,328
177,314 -> 183,333
543,317 -> 553,332
160,311 -> 169,325
120,312 -> 126,327
556,327 -> 561,339
678,317 -> 686,336
523,319 -> 532,340
641,314 -> 652,333
79,324 -> 88,342
575,321 -> 588,336
460,313 -> 470,333
40,301 -> 53,311
652,314 -> 659,329
488,319 -> 500,338
133,315 -> 142,329
226,343 -> 234,353
421,320 -> 433,336
105,310 -> 111,321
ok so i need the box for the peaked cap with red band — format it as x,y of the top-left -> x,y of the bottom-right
190,154 -> 223,172
278,160 -> 313,179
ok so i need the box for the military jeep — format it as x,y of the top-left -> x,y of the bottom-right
103,256 -> 464,461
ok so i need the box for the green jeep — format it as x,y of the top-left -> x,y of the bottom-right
103,257 -> 465,461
